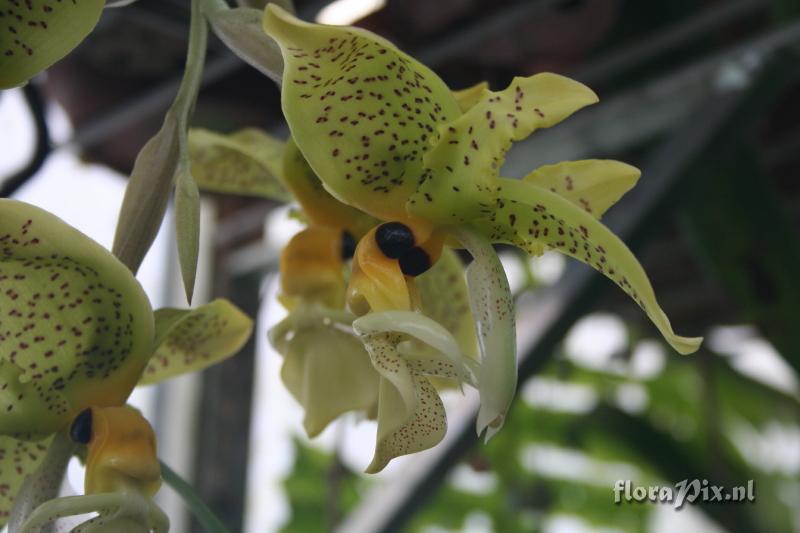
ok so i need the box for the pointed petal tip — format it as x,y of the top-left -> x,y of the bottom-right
517,72 -> 600,106
671,335 -> 703,355
262,2 -> 301,36
364,456 -> 387,474
476,407 -> 505,443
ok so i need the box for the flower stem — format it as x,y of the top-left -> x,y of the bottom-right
159,460 -> 230,533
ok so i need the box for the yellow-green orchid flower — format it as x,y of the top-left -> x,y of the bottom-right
261,5 -> 702,442
0,199 -> 253,527
188,127 -> 484,468
0,0 -> 105,89
188,127 -> 384,435
18,405 -> 169,533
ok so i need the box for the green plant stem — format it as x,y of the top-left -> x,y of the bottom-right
160,460 -> 230,533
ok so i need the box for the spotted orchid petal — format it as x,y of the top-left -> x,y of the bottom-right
367,367 -> 445,473
487,178 -> 703,354
353,311 -> 476,471
450,227 -> 516,441
272,313 -> 378,437
353,311 -> 472,382
353,331 -> 438,473
138,299 -> 253,386
282,136 -> 378,239
263,4 -> 462,223
0,200 -> 154,438
523,160 -> 641,220
0,0 -> 104,89
188,128 -> 291,202
517,160 -> 641,255
411,74 -> 598,224
0,436 -> 52,528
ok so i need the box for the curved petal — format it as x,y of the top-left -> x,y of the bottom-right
486,178 -> 703,355
354,315 -> 478,472
84,406 -> 160,496
411,74 -> 598,224
262,4 -> 461,222
279,226 -> 348,310
358,332 -> 417,427
0,0 -> 104,89
277,319 -> 378,437
138,299 -> 253,385
366,373 -> 445,473
523,160 -> 641,219
354,311 -> 464,372
188,128 -> 290,201
449,227 -> 516,441
347,227 -> 411,314
0,200 -> 153,437
207,7 -> 285,84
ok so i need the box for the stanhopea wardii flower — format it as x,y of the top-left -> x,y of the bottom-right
187,126 -> 483,468
261,5 -> 702,445
0,199 -> 253,526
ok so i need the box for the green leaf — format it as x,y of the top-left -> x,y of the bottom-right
0,436 -> 52,528
486,178 -> 702,355
450,227 -> 516,441
207,7 -> 285,84
188,127 -> 290,201
0,200 -> 154,437
410,74 -> 598,224
0,0 -> 105,89
262,4 -> 462,223
272,311 -> 378,437
138,299 -> 252,385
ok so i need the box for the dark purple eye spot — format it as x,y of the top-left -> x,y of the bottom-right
375,222 -> 415,259
399,247 -> 431,277
69,408 -> 92,444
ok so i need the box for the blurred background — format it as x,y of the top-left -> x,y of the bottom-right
1,0 -> 800,531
